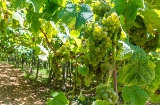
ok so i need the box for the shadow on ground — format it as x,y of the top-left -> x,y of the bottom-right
0,63 -> 49,105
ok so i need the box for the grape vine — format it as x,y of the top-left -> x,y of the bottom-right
0,0 -> 160,105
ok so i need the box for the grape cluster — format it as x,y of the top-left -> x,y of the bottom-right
128,15 -> 160,52
92,0 -> 111,17
128,15 -> 147,47
81,12 -> 120,67
0,19 -> 7,35
56,45 -> 70,63
143,34 -> 160,53
96,84 -> 118,105
87,23 -> 112,66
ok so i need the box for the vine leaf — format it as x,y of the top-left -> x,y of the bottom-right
75,3 -> 93,29
117,41 -> 134,60
26,5 -> 41,32
47,92 -> 69,105
31,12 -> 41,32
139,9 -> 160,32
58,2 -> 77,25
70,30 -> 80,38
11,0 -> 28,9
42,0 -> 60,20
70,30 -> 81,47
78,65 -> 89,76
122,86 -> 149,105
118,45 -> 155,86
53,3 -> 93,29
150,94 -> 160,103
84,72 -> 93,87
145,61 -> 160,93
114,0 -> 144,29
30,0 -> 46,12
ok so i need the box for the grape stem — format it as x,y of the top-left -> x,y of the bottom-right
107,60 -> 124,84
40,28 -> 57,53
81,87 -> 96,93
112,29 -> 119,105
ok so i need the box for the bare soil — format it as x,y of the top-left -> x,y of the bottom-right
0,63 -> 49,105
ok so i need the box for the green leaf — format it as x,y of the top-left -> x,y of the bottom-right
30,0 -> 46,12
146,61 -> 160,93
74,77 -> 82,86
47,92 -> 69,105
60,2 -> 77,25
78,65 -> 89,76
26,5 -> 42,32
92,100 -> 109,105
122,86 -> 149,105
26,5 -> 41,32
11,0 -> 29,9
75,3 -> 93,29
139,9 -> 160,32
31,12 -> 41,32
78,94 -> 85,101
118,45 -> 155,86
114,0 -> 144,25
52,7 -> 64,23
150,94 -> 160,103
42,0 -> 60,20
26,4 -> 34,23
49,0 -> 66,7
117,41 -> 133,60
84,72 -> 93,87
57,3 -> 93,28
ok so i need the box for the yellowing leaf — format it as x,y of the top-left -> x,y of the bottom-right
70,30 -> 81,47
70,30 -> 80,38
74,38 -> 81,48
39,33 -> 44,37
48,39 -> 51,42
120,30 -> 127,39
73,0 -> 81,4
2,2 -> 6,10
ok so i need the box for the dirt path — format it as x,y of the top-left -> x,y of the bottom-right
0,63 -> 49,105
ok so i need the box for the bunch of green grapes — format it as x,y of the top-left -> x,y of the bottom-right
96,84 -> 118,105
0,19 -> 7,35
84,12 -> 120,67
80,10 -> 120,67
142,34 -> 160,53
128,15 -> 160,52
56,45 -> 70,63
87,23 -> 112,66
92,0 -> 111,17
128,15 -> 147,47
99,57 -> 112,79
